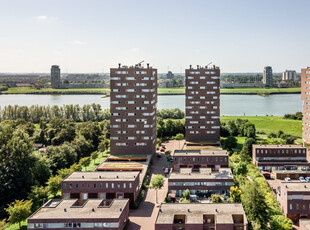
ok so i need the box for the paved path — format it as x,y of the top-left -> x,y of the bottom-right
128,140 -> 184,230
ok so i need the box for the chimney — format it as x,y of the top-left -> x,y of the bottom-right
188,209 -> 190,212
215,209 -> 218,212
99,175 -> 102,179
190,65 -> 192,69
82,175 -> 84,179
197,65 -> 199,69
120,208 -> 123,212
147,63 -> 149,68
118,63 -> 121,68
64,208 -> 67,212
92,208 -> 95,212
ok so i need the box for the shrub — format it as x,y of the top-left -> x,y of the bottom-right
182,189 -> 190,200
211,194 -> 222,203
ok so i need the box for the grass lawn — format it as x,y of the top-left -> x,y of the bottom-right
82,153 -> 110,171
221,116 -> 302,138
5,220 -> 27,230
1,87 -> 301,95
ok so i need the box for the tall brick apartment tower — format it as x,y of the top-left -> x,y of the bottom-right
185,65 -> 220,144
301,67 -> 310,144
51,65 -> 61,89
110,63 -> 157,155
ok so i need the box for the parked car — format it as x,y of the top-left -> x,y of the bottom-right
164,168 -> 169,174
161,145 -> 166,149
284,177 -> 291,182
299,177 -> 306,182
157,153 -> 162,158
160,147 -> 165,152
305,177 -> 310,182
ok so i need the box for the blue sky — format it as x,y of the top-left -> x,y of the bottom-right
0,0 -> 309,73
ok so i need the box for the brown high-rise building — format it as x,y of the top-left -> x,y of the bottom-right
110,63 -> 157,155
185,65 -> 220,143
301,67 -> 310,145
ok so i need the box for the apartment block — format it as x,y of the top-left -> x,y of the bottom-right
263,66 -> 273,85
252,144 -> 309,172
61,171 -> 140,208
185,65 -> 220,143
155,203 -> 248,230
27,199 -> 129,230
302,67 -> 310,145
110,63 -> 157,155
168,168 -> 234,199
51,65 -> 61,89
277,182 -> 310,223
282,70 -> 297,81
172,149 -> 228,172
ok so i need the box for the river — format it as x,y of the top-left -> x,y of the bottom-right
0,94 -> 302,116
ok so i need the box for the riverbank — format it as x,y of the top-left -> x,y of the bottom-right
0,87 -> 301,95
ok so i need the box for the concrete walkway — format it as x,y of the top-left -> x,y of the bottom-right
128,140 -> 184,230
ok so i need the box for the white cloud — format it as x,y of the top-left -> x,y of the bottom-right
36,15 -> 58,22
70,40 -> 87,45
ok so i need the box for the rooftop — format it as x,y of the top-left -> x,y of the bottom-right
281,182 -> 310,192
63,171 -> 139,182
156,203 -> 246,225
169,168 -> 233,180
29,199 -> 128,220
173,149 -> 228,157
253,144 -> 305,149
273,169 -> 310,174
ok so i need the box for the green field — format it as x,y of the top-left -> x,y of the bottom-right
1,87 -> 110,95
0,87 -> 301,95
221,116 -> 302,137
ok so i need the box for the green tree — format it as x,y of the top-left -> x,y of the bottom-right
150,174 -> 165,203
241,181 -> 268,228
91,151 -> 99,164
182,189 -> 190,200
98,139 -> 110,153
27,186 -> 49,212
5,200 -> 32,229
79,157 -> 91,171
211,194 -> 222,203
175,133 -> 184,140
230,186 -> 242,202
47,175 -> 62,197
242,138 -> 256,155
227,120 -> 238,136
270,215 -> 293,230
0,219 -> 8,230
234,162 -> 248,175
222,136 -> 237,151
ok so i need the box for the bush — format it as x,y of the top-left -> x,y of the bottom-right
234,162 -> 248,175
211,194 -> 222,203
175,133 -> 184,140
267,132 -> 277,138
179,198 -> 190,203
182,189 -> 190,200
222,136 -> 237,151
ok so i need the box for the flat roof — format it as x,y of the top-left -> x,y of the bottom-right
169,168 -> 233,180
253,144 -> 305,149
281,182 -> 310,192
63,171 -> 139,182
156,203 -> 246,225
29,199 -> 128,220
173,149 -> 228,157
273,169 -> 310,174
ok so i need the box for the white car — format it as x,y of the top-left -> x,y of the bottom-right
284,177 -> 291,182
299,177 -> 306,182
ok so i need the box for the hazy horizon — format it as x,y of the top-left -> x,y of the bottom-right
0,0 -> 309,73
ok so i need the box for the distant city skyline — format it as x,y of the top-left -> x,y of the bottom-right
0,0 -> 309,73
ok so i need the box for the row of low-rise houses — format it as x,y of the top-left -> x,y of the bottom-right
27,64 -> 310,230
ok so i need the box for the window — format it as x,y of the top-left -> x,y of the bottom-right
81,193 -> 88,200
99,193 -> 106,199
111,183 -> 114,189
129,183 -> 132,188
63,193 -> 70,199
